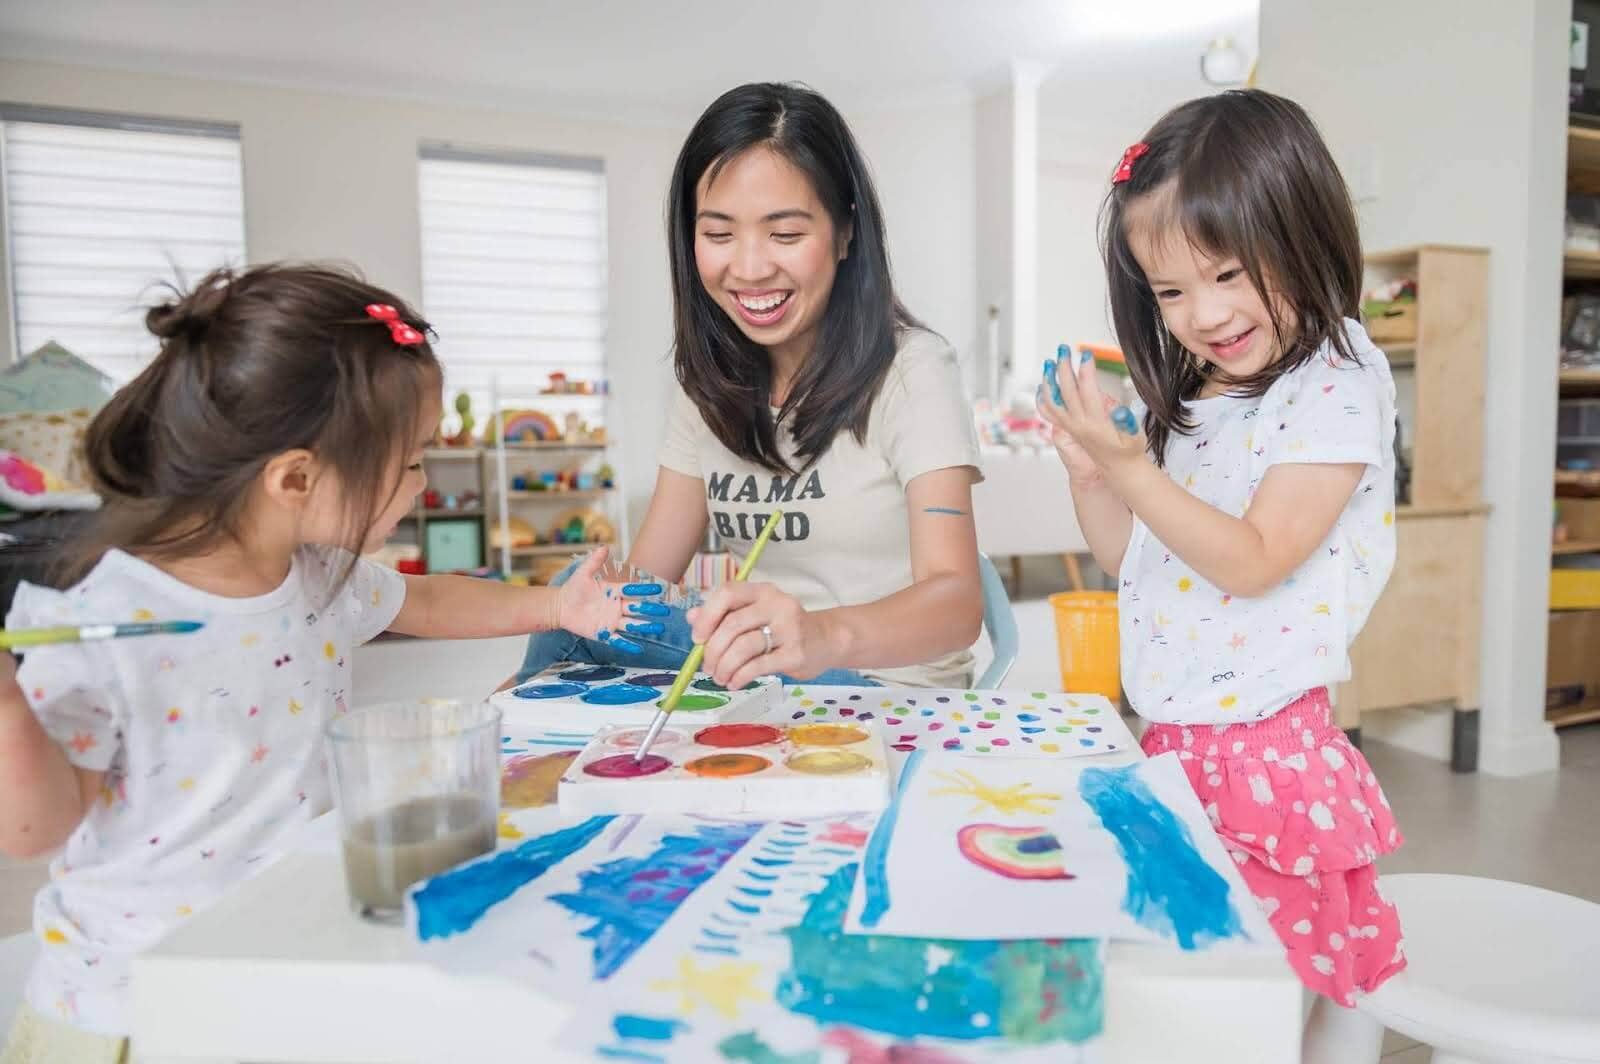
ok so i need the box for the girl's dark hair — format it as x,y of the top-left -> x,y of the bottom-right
667,81 -> 920,474
67,263 -> 440,582
1102,89 -> 1363,465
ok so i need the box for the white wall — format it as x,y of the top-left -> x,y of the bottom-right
0,61 -> 979,537
1037,157 -> 1115,356
1258,0 -> 1569,776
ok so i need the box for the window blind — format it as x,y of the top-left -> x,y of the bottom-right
1,106 -> 246,382
417,145 -> 608,405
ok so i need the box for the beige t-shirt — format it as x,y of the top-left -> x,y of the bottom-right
659,328 -> 983,687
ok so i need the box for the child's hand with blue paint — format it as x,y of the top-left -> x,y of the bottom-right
1039,346 -> 1113,486
555,547 -> 664,655
1038,345 -> 1147,481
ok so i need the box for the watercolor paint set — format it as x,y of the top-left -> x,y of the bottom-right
493,662 -> 783,732
557,720 -> 892,817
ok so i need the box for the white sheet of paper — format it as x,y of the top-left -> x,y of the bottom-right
407,813 -> 767,995
843,752 -> 1278,952
556,815 -> 1105,1064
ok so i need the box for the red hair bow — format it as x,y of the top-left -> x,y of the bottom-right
365,303 -> 425,346
1112,142 -> 1151,185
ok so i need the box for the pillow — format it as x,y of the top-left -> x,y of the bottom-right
0,409 -> 95,488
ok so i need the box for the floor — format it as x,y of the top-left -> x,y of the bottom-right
2,554 -> 1596,1061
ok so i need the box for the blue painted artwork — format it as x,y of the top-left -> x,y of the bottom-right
1079,762 -> 1243,949
551,821 -> 763,979
776,863 -> 1102,1044
412,816 -> 613,941
858,748 -> 922,928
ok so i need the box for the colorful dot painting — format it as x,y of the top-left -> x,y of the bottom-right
776,686 -> 1131,760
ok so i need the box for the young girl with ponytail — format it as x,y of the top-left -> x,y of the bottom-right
0,264 -> 643,1062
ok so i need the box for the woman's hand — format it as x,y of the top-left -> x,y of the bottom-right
689,581 -> 834,690
1038,353 -> 1147,476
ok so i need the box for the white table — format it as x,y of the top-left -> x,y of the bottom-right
132,730 -> 1300,1063
973,445 -> 1094,590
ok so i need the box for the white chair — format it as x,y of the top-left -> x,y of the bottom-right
0,931 -> 36,1032
1322,874 -> 1600,1064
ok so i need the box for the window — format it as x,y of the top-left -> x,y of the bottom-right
417,144 -> 607,407
0,105 -> 246,383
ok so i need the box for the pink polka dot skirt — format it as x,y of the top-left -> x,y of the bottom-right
1142,687 -> 1407,1005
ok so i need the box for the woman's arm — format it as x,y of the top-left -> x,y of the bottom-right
626,467 -> 711,583
0,655 -> 102,859
693,466 -> 983,689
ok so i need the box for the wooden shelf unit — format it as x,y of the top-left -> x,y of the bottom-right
1341,246 -> 1489,766
1550,127 -> 1600,728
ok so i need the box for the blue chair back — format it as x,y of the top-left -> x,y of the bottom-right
975,553 -> 1018,689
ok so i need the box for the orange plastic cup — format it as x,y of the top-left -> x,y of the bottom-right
1049,591 -> 1120,701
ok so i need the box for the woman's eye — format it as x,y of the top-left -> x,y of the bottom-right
1156,288 -> 1182,301
701,231 -> 732,243
772,232 -> 804,243
1217,268 -> 1243,283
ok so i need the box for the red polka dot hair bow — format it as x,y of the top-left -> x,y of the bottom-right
364,303 -> 426,346
1112,142 -> 1151,185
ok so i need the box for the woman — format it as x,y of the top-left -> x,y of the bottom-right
518,82 -> 982,690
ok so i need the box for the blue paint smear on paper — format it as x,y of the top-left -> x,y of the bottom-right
612,1015 -> 686,1042
1078,763 -> 1243,949
775,863 -> 1103,1044
858,748 -> 924,928
412,816 -> 613,941
550,821 -> 761,979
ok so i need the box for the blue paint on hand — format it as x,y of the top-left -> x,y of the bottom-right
1110,405 -> 1139,435
1078,763 -> 1243,949
624,621 -> 665,635
1079,346 -> 1095,366
922,507 -> 967,516
628,602 -> 672,618
606,636 -> 643,655
1041,359 -> 1064,406
622,582 -> 664,597
412,816 -> 613,941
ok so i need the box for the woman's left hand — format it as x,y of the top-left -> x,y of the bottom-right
689,581 -> 831,690
1039,353 -> 1148,472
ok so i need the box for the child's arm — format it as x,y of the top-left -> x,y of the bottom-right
1100,459 -> 1361,596
0,654 -> 103,859
1042,355 -> 1364,597
389,546 -> 654,643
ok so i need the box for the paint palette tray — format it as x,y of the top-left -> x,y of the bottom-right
492,662 -> 782,732
558,721 -> 893,817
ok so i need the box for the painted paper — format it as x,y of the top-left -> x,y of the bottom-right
782,686 -> 1132,757
407,814 -> 762,991
558,815 -> 1104,1063
844,752 -> 1276,950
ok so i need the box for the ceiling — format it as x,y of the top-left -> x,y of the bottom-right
0,0 -> 1257,126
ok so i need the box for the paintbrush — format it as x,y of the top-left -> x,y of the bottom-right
632,510 -> 784,763
0,620 -> 205,650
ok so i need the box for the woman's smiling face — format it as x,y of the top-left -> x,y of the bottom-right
694,146 -> 849,363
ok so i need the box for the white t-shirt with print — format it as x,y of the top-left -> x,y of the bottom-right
659,328 -> 983,687
8,546 -> 404,1036
1120,320 -> 1398,726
